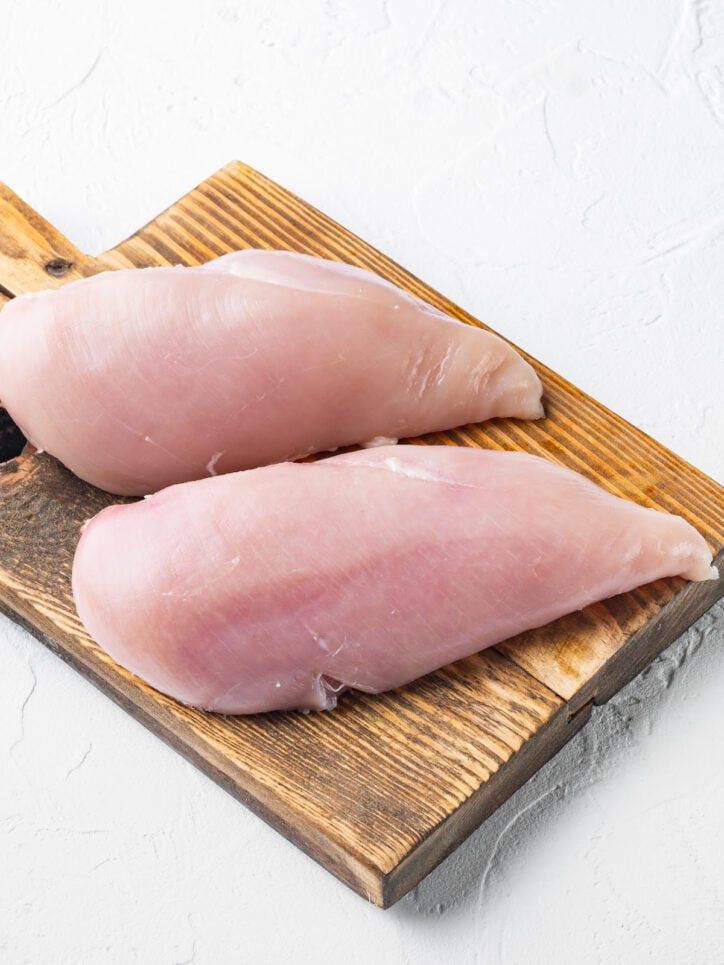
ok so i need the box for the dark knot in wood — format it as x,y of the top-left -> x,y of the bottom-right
45,258 -> 73,277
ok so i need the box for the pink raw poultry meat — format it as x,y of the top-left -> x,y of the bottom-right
0,250 -> 543,495
72,446 -> 717,714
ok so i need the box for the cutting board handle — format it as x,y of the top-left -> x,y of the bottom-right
0,183 -> 97,296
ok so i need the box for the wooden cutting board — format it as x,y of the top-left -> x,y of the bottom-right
1,162 -> 722,907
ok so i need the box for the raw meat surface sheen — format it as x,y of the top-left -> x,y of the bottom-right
72,446 -> 717,714
0,251 -> 543,495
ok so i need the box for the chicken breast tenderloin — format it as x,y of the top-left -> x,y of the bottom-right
0,251 -> 543,495
72,446 -> 717,715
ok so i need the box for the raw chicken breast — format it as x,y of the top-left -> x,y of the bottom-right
72,446 -> 717,714
0,251 -> 543,495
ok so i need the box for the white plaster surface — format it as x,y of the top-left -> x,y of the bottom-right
1,1 -> 723,962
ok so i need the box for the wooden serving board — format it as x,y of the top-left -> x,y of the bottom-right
1,163 -> 722,908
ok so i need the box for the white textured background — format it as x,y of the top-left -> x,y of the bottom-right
1,2 -> 723,962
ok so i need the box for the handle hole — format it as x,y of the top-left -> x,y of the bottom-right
0,406 -> 26,463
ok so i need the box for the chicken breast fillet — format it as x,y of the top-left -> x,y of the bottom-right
72,446 -> 717,714
0,251 -> 543,495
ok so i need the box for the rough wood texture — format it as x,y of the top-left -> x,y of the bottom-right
0,163 -> 721,907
